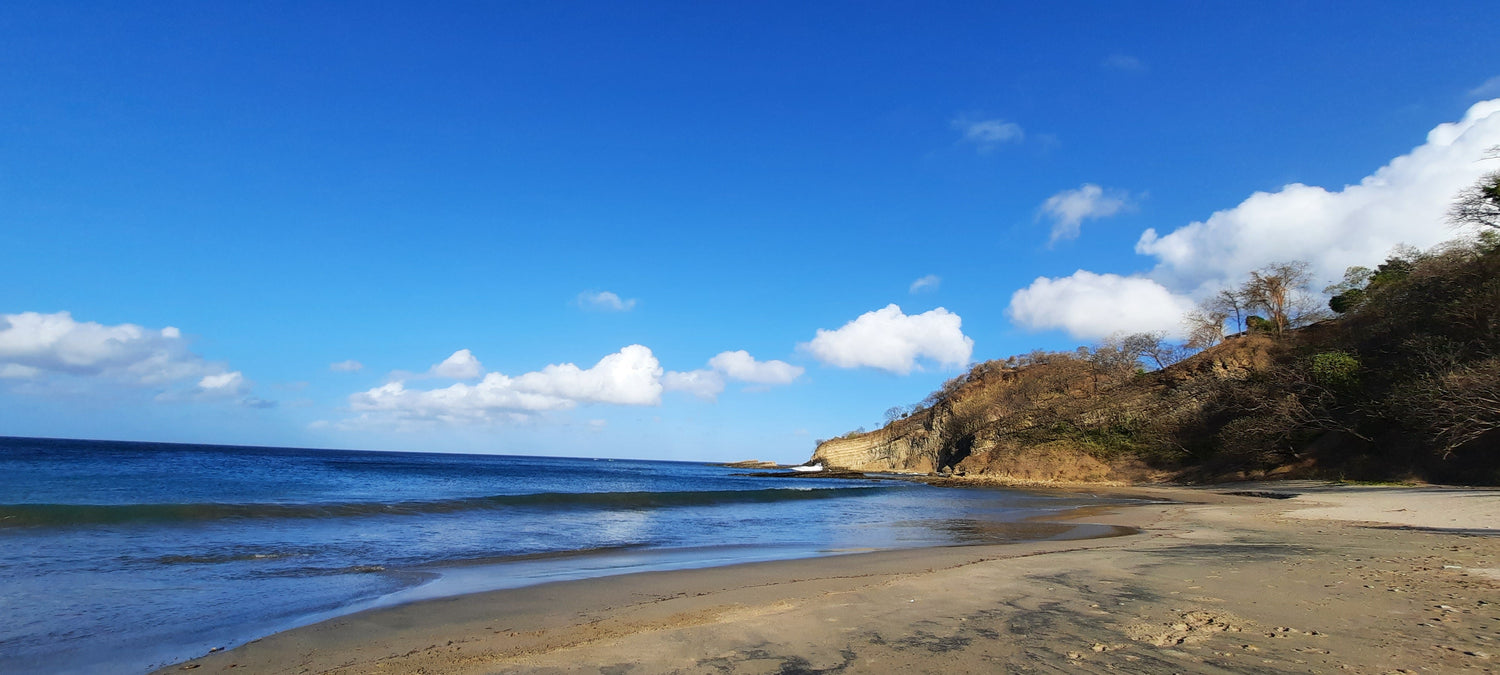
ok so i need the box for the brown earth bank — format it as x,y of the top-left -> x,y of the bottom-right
158,483 -> 1498,674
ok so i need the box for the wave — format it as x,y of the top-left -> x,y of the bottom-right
0,486 -> 882,528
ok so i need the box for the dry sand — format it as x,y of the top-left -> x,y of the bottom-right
159,483 -> 1499,674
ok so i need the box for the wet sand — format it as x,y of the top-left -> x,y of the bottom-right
159,482 -> 1499,674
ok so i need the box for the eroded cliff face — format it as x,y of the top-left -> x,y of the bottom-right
809,335 -> 1283,482
811,409 -> 948,473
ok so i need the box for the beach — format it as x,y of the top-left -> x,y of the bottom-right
159,482 -> 1499,674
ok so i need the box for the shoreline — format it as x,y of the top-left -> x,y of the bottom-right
159,482 -> 1499,674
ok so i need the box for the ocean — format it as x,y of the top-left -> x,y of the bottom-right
0,436 -> 1138,674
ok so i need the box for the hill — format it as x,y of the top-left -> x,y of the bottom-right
812,233 -> 1500,485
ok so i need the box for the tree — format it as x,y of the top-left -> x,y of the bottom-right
1208,288 -> 1249,335
1242,261 -> 1321,336
1184,300 -> 1229,348
1324,266 -> 1373,314
1084,341 -> 1136,392
1104,331 -> 1188,370
1447,146 -> 1500,231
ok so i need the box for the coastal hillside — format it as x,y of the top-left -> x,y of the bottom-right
813,233 -> 1500,485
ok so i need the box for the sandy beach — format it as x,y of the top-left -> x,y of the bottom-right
159,482 -> 1499,674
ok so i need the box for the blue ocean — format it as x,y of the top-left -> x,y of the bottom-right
0,436 -> 1136,674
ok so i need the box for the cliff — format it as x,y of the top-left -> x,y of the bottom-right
814,231 -> 1499,486
812,335 -> 1282,483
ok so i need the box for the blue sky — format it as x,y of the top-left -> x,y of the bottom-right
3,2 -> 1499,461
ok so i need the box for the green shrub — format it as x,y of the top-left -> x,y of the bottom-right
1308,351 -> 1360,388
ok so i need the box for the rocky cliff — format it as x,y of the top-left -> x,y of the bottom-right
814,235 -> 1500,485
811,335 -> 1284,483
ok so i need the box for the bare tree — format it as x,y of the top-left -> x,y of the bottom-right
1408,357 -> 1500,457
1183,301 -> 1229,349
1084,342 -> 1135,392
1447,147 -> 1500,232
1243,261 -> 1320,336
1208,288 -> 1249,334
1104,331 -> 1189,370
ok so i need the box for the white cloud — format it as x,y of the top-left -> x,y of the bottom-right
1136,99 -> 1500,294
348,345 -> 663,424
0,311 -> 194,383
801,305 -> 973,374
0,311 -> 265,405
577,290 -> 637,312
187,370 -> 272,407
663,350 -> 803,400
329,360 -> 364,372
1102,54 -> 1147,73
662,369 -> 725,399
1007,271 -> 1198,339
1008,99 -> 1500,339
909,274 -> 941,294
197,371 -> 245,392
428,349 -> 483,379
0,311 -> 272,407
952,118 -> 1024,150
1470,76 -> 1500,99
707,350 -> 803,385
1040,184 -> 1132,244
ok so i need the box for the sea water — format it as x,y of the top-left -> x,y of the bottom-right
0,436 -> 1138,674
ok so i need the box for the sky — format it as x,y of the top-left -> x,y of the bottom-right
3,2 -> 1500,462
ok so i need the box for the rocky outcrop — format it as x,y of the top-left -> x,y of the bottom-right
812,422 -> 941,473
809,335 -> 1284,482
811,399 -> 969,474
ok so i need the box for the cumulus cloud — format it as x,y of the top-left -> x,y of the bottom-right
1102,54 -> 1147,73
577,290 -> 637,312
1007,271 -> 1198,339
0,311 -> 267,406
428,349 -> 483,379
909,274 -> 941,294
952,118 -> 1024,150
348,345 -> 663,424
1040,184 -> 1132,244
329,360 -> 363,372
663,350 -> 803,400
1137,99 -> 1500,294
1008,100 -> 1500,340
0,311 -> 198,383
708,350 -> 803,385
662,369 -> 725,399
801,305 -> 973,374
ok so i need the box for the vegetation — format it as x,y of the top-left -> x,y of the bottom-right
829,230 -> 1500,485
1447,146 -> 1500,232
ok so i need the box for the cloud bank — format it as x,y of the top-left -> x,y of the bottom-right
349,345 -> 664,424
1009,99 -> 1500,339
802,305 -> 973,374
0,311 -> 266,406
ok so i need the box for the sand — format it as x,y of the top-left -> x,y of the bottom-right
158,483 -> 1499,674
